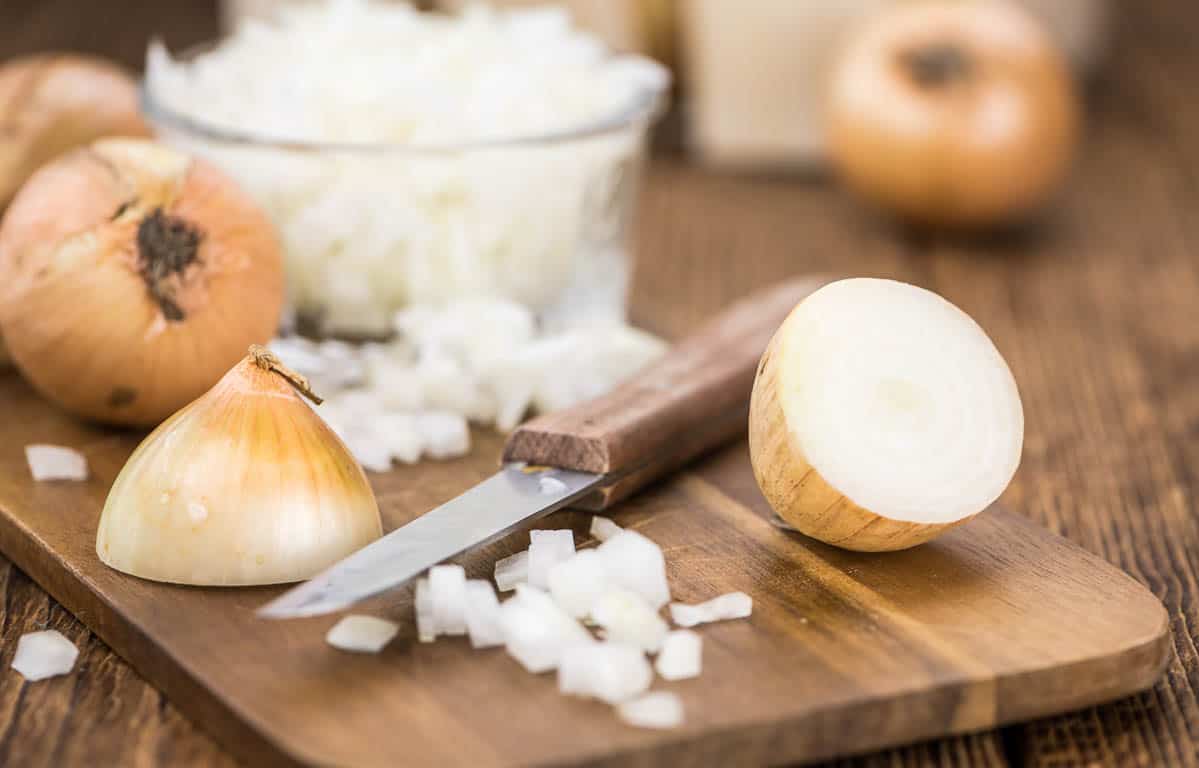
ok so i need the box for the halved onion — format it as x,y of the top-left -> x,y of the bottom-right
749,278 -> 1023,551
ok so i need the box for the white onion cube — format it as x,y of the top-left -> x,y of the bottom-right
589,516 -> 622,542
325,615 -> 399,653
617,691 -> 684,730
11,630 -> 79,681
548,549 -> 608,618
591,588 -> 668,653
655,630 -> 702,681
558,642 -> 652,704
669,592 -> 753,628
25,445 -> 88,482
494,550 -> 529,592
500,585 -> 593,673
465,579 -> 504,649
596,530 -> 671,609
415,577 -> 437,643
527,529 -> 576,588
415,411 -> 471,460
429,565 -> 468,636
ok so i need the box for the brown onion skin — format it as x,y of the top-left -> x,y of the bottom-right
0,54 -> 150,210
0,139 -> 284,427
826,2 -> 1079,229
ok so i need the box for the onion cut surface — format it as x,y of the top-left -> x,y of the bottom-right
750,278 -> 1023,551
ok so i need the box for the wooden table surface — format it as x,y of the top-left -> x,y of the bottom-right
0,1 -> 1196,766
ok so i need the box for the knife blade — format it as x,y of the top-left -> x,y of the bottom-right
257,276 -> 830,620
258,464 -> 602,618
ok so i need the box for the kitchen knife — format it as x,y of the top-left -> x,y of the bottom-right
258,276 -> 828,619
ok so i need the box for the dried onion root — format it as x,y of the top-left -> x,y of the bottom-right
750,278 -> 1023,551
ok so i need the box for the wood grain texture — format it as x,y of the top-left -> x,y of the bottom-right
504,276 -> 828,508
0,369 -> 1170,766
0,0 -> 1197,766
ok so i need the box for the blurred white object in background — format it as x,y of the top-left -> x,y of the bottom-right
678,0 -> 1108,171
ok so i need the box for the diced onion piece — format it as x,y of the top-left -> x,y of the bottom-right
669,592 -> 753,628
429,564 -> 468,636
25,444 -> 88,482
591,588 -> 668,653
547,549 -> 608,618
500,584 -> 593,673
11,630 -> 79,681
415,411 -> 471,460
596,530 -> 671,609
558,642 -> 653,704
617,691 -> 684,730
527,529 -> 575,588
750,278 -> 1024,551
655,630 -> 702,681
494,550 -> 529,592
465,579 -> 504,649
588,516 -> 622,542
415,577 -> 437,643
325,615 -> 399,653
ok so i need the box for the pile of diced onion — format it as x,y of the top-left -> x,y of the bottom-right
327,517 -> 752,729
146,1 -> 670,336
270,297 -> 666,471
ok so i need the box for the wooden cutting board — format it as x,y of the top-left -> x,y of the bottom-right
0,370 -> 1168,767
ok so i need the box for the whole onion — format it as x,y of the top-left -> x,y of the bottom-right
0,138 -> 284,426
0,54 -> 150,209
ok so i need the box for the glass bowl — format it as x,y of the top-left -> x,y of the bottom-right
142,52 -> 668,339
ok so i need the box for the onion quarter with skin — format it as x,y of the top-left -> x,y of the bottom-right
749,278 -> 1024,551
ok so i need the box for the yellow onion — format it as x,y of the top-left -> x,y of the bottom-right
0,54 -> 150,209
749,279 -> 1023,552
97,346 -> 383,586
826,1 -> 1078,229
0,138 -> 283,426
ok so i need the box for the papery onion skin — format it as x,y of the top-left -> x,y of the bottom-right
826,2 -> 1079,229
0,54 -> 150,209
97,351 -> 382,586
0,138 -> 284,426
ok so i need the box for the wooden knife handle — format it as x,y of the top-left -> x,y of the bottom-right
502,276 -> 831,510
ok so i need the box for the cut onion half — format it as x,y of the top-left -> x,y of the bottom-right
749,278 -> 1024,552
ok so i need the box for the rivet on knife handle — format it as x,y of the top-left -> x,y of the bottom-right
502,276 -> 832,509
